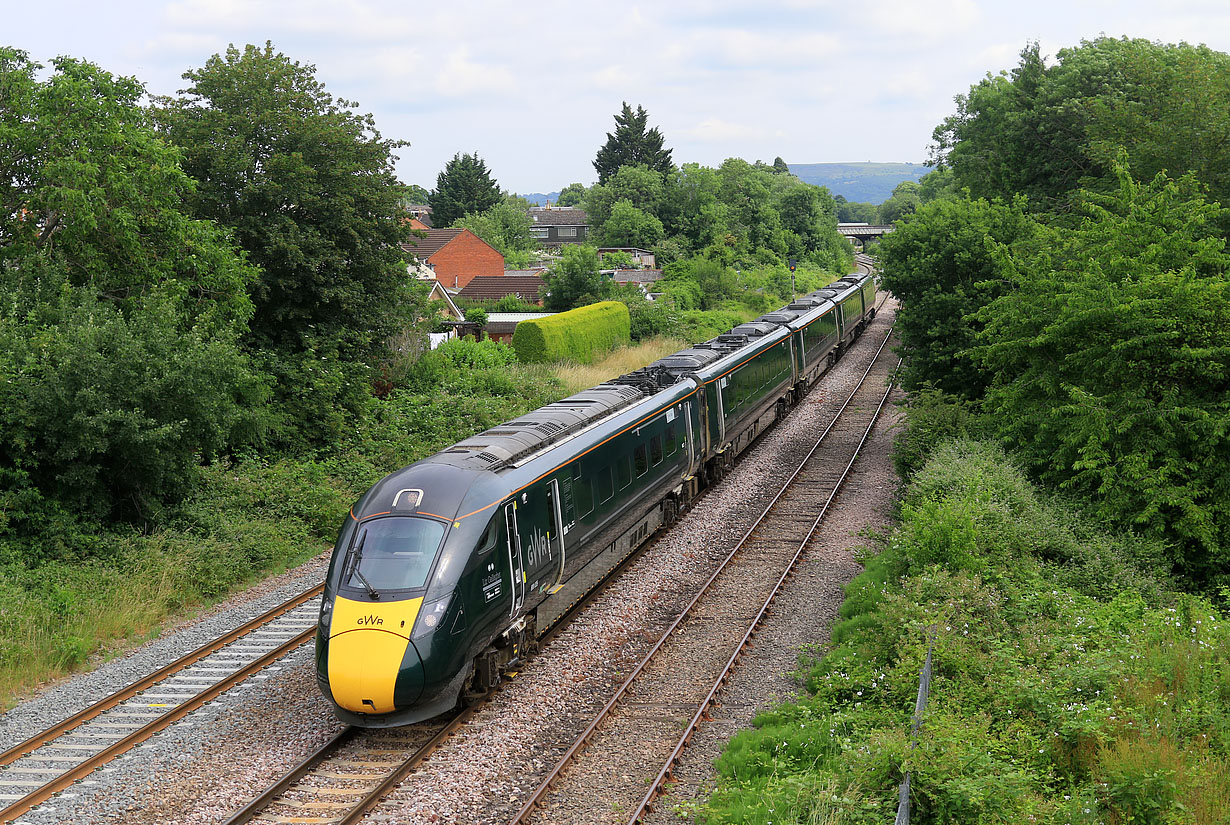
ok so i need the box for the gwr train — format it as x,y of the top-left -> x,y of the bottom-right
315,272 -> 877,726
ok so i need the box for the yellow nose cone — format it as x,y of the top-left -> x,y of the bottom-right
326,596 -> 423,714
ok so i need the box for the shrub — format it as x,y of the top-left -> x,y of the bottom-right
512,301 -> 630,363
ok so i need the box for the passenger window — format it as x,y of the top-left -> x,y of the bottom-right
617,455 -> 632,489
634,444 -> 648,477
575,477 -> 594,518
597,466 -> 614,503
665,425 -> 677,456
650,434 -> 663,466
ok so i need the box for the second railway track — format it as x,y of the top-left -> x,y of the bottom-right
507,313 -> 899,825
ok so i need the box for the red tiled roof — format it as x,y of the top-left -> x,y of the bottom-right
399,228 -> 463,260
457,275 -> 546,302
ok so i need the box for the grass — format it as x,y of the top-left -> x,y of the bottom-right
552,336 -> 690,395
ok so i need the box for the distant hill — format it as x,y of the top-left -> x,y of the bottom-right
788,162 -> 930,204
520,192 -> 561,206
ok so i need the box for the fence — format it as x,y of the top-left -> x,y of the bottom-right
894,629 -> 936,825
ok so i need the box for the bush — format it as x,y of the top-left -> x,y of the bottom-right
0,287 -> 268,524
702,438 -> 1221,825
512,301 -> 630,363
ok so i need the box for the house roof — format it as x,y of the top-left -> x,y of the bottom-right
611,269 -> 664,284
503,268 -> 548,277
400,228 -> 463,259
458,275 -> 546,302
529,207 -> 589,227
426,279 -> 463,318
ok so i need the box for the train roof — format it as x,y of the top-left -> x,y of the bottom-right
427,383 -> 648,472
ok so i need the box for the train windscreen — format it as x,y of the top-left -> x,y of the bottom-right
343,517 -> 446,594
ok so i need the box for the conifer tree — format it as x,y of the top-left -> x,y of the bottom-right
429,152 -> 502,227
593,102 -> 674,184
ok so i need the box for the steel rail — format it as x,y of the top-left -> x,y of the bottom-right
629,356 -> 899,823
0,582 -> 323,771
508,317 -> 897,825
0,624 -> 318,823
219,726 -> 359,825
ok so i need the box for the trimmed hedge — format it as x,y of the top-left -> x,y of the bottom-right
512,301 -> 631,363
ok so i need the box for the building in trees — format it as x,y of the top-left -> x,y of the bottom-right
401,228 -> 504,290
528,206 -> 591,246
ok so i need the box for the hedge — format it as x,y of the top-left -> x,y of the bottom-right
512,301 -> 631,363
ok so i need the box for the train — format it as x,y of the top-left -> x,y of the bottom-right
315,271 -> 877,727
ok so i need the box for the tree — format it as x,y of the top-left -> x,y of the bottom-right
878,181 -> 922,223
878,193 -> 1038,398
557,183 -> 586,207
593,102 -> 674,184
404,184 -> 430,204
585,164 -> 667,228
542,245 -> 606,311
0,49 -> 266,523
600,200 -> 665,249
977,165 -> 1230,583
450,196 -> 536,255
429,152 -> 502,228
2,49 -> 255,329
932,38 -> 1230,210
772,157 -> 790,174
157,43 -> 415,363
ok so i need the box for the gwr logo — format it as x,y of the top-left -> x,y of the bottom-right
356,615 -> 384,626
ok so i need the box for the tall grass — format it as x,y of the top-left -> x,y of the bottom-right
552,336 -> 690,395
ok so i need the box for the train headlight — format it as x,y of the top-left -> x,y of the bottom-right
411,594 -> 452,640
318,598 -> 333,634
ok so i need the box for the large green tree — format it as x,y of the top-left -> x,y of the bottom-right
878,193 -> 1039,398
0,49 -> 265,523
933,38 -> 1230,210
593,102 -> 674,185
600,200 -> 665,248
542,245 -> 607,311
451,195 -> 536,255
429,152 -> 502,228
977,165 -> 1230,582
156,43 -> 414,362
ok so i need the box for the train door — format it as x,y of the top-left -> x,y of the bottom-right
545,479 -> 566,590
510,481 -> 565,596
503,502 -> 525,617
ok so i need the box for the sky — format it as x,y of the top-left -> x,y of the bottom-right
7,0 -> 1230,195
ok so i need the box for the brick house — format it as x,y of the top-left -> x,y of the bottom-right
400,228 -> 504,290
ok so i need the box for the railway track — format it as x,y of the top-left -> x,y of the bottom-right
220,530 -> 655,825
509,315 -> 898,825
0,585 -> 325,824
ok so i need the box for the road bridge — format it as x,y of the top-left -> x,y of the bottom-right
837,224 -> 894,247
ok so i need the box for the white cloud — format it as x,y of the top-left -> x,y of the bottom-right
432,48 -> 515,98
869,0 -> 980,37
678,118 -> 773,142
